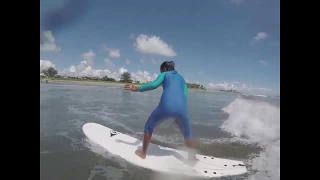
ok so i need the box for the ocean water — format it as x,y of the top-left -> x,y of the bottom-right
40,83 -> 280,180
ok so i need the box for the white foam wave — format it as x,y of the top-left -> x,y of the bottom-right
198,137 -> 253,145
254,94 -> 267,97
221,97 -> 280,180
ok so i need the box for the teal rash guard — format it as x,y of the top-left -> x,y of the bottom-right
138,71 -> 188,98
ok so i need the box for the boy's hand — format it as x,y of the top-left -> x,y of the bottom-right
124,84 -> 139,92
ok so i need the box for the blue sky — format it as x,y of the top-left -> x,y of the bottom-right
40,0 -> 279,95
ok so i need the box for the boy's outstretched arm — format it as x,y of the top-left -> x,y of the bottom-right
138,72 -> 166,92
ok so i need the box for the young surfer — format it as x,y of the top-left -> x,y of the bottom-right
124,61 -> 196,159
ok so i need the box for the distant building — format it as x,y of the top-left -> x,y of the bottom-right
219,89 -> 239,93
82,76 -> 100,80
133,79 -> 144,83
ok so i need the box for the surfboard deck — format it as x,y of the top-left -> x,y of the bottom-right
82,123 -> 247,178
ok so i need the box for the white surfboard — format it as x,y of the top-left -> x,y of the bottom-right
82,123 -> 247,178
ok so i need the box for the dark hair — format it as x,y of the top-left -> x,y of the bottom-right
160,61 -> 175,72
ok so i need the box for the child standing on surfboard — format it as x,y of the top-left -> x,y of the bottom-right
124,61 -> 196,160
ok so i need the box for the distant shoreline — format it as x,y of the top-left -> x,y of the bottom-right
41,79 -> 222,93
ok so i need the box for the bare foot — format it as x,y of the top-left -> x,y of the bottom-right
135,149 -> 146,159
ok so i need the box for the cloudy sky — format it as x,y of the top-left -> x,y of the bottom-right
40,0 -> 279,95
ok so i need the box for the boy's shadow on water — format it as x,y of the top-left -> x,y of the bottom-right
115,139 -> 197,167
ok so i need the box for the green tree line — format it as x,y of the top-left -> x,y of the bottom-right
41,67 -> 58,78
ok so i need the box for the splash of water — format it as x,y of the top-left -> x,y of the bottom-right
221,97 -> 280,180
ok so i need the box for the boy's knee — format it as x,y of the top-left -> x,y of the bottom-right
184,138 -> 196,148
144,124 -> 153,134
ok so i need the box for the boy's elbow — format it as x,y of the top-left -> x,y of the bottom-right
150,84 -> 159,90
150,82 -> 162,89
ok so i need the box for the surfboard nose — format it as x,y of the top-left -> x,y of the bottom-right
82,123 -> 100,135
83,122 -> 99,129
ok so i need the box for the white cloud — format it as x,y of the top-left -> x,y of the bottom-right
81,50 -> 95,65
207,82 -> 270,94
119,67 -> 127,75
40,60 -> 55,71
40,30 -> 61,52
207,82 -> 235,90
42,51 -> 155,82
260,60 -> 267,66
254,32 -> 268,41
59,60 -> 154,82
151,59 -> 157,64
108,49 -> 120,58
56,50 -> 118,78
134,34 -> 177,57
125,59 -> 130,64
59,59 -> 126,80
251,32 -> 268,44
185,79 -> 200,85
139,59 -> 145,63
131,71 -> 157,82
101,45 -> 120,58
